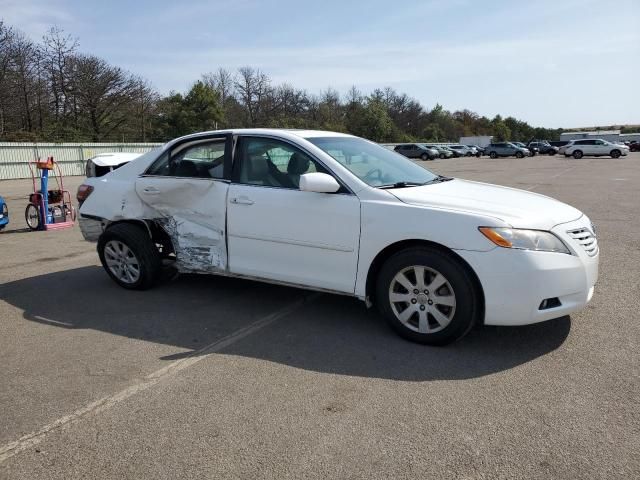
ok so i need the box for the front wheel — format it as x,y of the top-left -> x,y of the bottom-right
376,247 -> 480,345
25,203 -> 41,230
98,223 -> 161,290
439,153 -> 445,159
420,153 -> 428,161
610,149 -> 621,159
515,151 -> 524,158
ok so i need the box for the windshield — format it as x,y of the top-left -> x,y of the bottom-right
307,136 -> 439,187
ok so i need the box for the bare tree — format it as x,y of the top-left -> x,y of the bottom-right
70,54 -> 137,141
42,26 -> 78,124
234,66 -> 271,126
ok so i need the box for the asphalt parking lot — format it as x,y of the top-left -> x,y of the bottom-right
1,153 -> 639,479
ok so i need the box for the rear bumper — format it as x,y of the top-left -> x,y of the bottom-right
79,216 -> 104,242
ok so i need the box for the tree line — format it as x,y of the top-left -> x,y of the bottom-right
0,21 -> 563,144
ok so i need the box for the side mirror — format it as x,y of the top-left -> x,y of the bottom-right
299,172 -> 340,193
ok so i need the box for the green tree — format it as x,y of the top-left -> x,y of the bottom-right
183,81 -> 222,132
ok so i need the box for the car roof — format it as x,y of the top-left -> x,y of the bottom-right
163,128 -> 355,149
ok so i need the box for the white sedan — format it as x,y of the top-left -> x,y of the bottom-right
77,129 -> 599,345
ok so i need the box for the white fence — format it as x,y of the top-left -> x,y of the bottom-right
0,143 -> 162,180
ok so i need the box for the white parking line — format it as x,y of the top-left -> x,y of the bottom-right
526,165 -> 577,192
0,294 -> 318,464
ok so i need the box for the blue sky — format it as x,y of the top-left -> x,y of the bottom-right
2,0 -> 639,128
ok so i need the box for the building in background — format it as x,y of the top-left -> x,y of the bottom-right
560,130 -> 640,143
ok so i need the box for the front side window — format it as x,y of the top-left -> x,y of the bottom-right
307,136 -> 439,187
147,139 -> 226,179
235,137 -> 329,189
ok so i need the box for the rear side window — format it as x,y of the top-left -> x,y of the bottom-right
147,139 -> 227,179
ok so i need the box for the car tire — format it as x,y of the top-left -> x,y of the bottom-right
549,150 -> 557,156
420,153 -> 428,161
515,151 -> 524,158
610,149 -> 621,159
489,151 -> 497,159
376,247 -> 480,346
439,153 -> 445,159
573,150 -> 583,159
98,223 -> 161,290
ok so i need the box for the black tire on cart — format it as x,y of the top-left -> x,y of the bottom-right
25,203 -> 41,230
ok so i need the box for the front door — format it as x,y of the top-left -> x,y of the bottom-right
226,135 -> 361,293
135,134 -> 232,273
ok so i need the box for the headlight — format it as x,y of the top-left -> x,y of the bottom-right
479,227 -> 571,254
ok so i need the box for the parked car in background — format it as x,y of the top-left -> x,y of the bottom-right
441,145 -> 462,158
394,144 -> 438,161
485,142 -> 530,158
513,142 -> 535,156
549,141 -> 570,148
424,145 -> 453,159
447,145 -> 474,157
77,128 -> 599,346
629,141 -> 640,152
560,139 -> 629,159
85,152 -> 143,178
0,194 -> 8,231
464,145 -> 482,157
471,145 -> 486,156
528,141 -> 558,155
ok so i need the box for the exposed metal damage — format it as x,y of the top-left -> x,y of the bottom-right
156,216 -> 226,273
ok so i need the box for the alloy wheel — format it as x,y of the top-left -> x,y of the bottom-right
388,265 -> 456,334
104,240 -> 141,284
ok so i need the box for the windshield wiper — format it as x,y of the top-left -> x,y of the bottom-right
377,181 -> 425,189
377,176 -> 453,189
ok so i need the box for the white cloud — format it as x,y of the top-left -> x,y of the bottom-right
0,0 -> 74,38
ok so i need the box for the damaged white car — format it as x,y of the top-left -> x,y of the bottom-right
77,129 -> 598,345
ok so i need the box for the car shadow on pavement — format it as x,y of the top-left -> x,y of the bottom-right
2,266 -> 571,381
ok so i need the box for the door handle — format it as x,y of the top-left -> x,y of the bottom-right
143,187 -> 161,195
230,196 -> 254,205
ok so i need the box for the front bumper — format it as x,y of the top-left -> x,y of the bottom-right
455,218 -> 599,326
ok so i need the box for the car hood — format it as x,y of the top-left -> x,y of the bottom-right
389,179 -> 582,229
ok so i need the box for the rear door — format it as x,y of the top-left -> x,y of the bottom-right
226,135 -> 361,293
135,134 -> 232,273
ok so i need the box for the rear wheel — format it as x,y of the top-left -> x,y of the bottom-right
376,247 -> 480,345
573,150 -> 583,159
25,203 -> 41,230
489,151 -> 498,159
610,149 -> 621,159
98,223 -> 161,290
